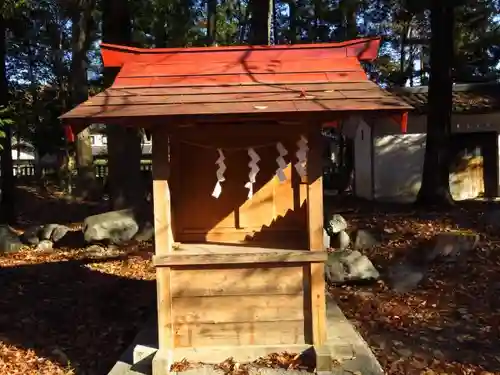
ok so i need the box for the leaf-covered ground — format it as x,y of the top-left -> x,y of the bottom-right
327,197 -> 500,375
2,186 -> 500,374
0,185 -> 157,375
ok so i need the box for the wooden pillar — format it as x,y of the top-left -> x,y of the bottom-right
152,127 -> 174,375
306,124 -> 330,372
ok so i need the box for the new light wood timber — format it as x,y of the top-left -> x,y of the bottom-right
173,321 -> 306,347
170,265 -> 304,297
152,127 -> 174,373
153,244 -> 327,266
169,263 -> 307,349
305,124 -> 328,349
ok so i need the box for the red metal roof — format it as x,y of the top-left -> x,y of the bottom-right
60,38 -> 412,125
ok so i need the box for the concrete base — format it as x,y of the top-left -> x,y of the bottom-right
107,296 -> 384,375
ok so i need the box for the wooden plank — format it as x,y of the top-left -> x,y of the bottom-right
173,320 -> 305,347
99,81 -> 377,96
171,266 -> 304,297
114,71 -> 369,87
305,124 -> 327,347
85,90 -> 354,106
152,127 -> 174,352
119,58 -> 362,78
61,98 -> 411,120
102,37 -> 380,67
154,249 -> 327,266
172,294 -> 304,324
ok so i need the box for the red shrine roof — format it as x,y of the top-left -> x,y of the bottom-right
60,38 -> 412,125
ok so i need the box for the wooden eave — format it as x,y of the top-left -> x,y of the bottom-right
59,38 -> 413,128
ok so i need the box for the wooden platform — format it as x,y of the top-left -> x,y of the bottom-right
153,243 -> 327,351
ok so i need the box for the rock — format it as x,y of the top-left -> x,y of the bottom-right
134,221 -> 155,242
83,209 -> 140,245
35,240 -> 53,252
331,230 -> 350,251
325,250 -> 380,284
85,244 -> 121,258
352,229 -> 380,250
325,214 -> 348,235
0,225 -> 23,253
40,224 -> 58,240
51,225 -> 70,242
20,225 -> 42,245
426,231 -> 479,263
387,262 -> 425,293
40,224 -> 70,243
85,244 -> 106,256
325,254 -> 347,282
348,254 -> 380,280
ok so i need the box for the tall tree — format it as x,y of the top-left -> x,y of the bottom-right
248,0 -> 273,44
70,0 -> 97,197
207,0 -> 217,45
416,3 -> 455,205
0,1 -> 20,224
101,0 -> 144,210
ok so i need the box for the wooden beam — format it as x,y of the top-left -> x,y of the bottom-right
152,127 -> 174,374
153,247 -> 327,267
305,124 -> 327,348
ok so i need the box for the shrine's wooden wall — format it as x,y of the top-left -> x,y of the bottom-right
170,123 -> 310,248
170,264 -> 307,348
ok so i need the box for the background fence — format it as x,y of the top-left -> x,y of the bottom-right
13,162 -> 153,179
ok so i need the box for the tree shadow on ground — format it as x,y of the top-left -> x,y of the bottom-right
0,255 -> 156,375
336,251 -> 500,373
327,195 -> 500,374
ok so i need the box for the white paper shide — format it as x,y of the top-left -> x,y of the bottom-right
211,149 -> 226,198
275,142 -> 288,183
294,135 -> 308,177
244,148 -> 260,199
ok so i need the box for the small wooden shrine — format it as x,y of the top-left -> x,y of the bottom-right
60,38 -> 411,374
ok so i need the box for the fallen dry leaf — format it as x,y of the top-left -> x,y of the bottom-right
327,196 -> 500,375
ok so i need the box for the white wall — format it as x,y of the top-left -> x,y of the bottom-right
355,113 -> 499,203
373,134 -> 426,202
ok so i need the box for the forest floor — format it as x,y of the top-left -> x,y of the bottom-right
0,184 -> 157,375
327,196 -> 500,375
1,184 -> 500,374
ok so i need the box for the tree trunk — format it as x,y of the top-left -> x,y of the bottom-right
102,0 -> 144,211
288,0 -> 298,43
153,5 -> 167,47
339,0 -> 358,40
249,0 -> 272,45
416,4 -> 455,206
71,0 -> 96,198
0,15 -> 15,224
48,12 -> 73,192
207,0 -> 217,45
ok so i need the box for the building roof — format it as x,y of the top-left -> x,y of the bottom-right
390,82 -> 500,114
60,38 -> 411,127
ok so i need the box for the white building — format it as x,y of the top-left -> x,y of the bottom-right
353,82 -> 500,202
89,133 -> 152,157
